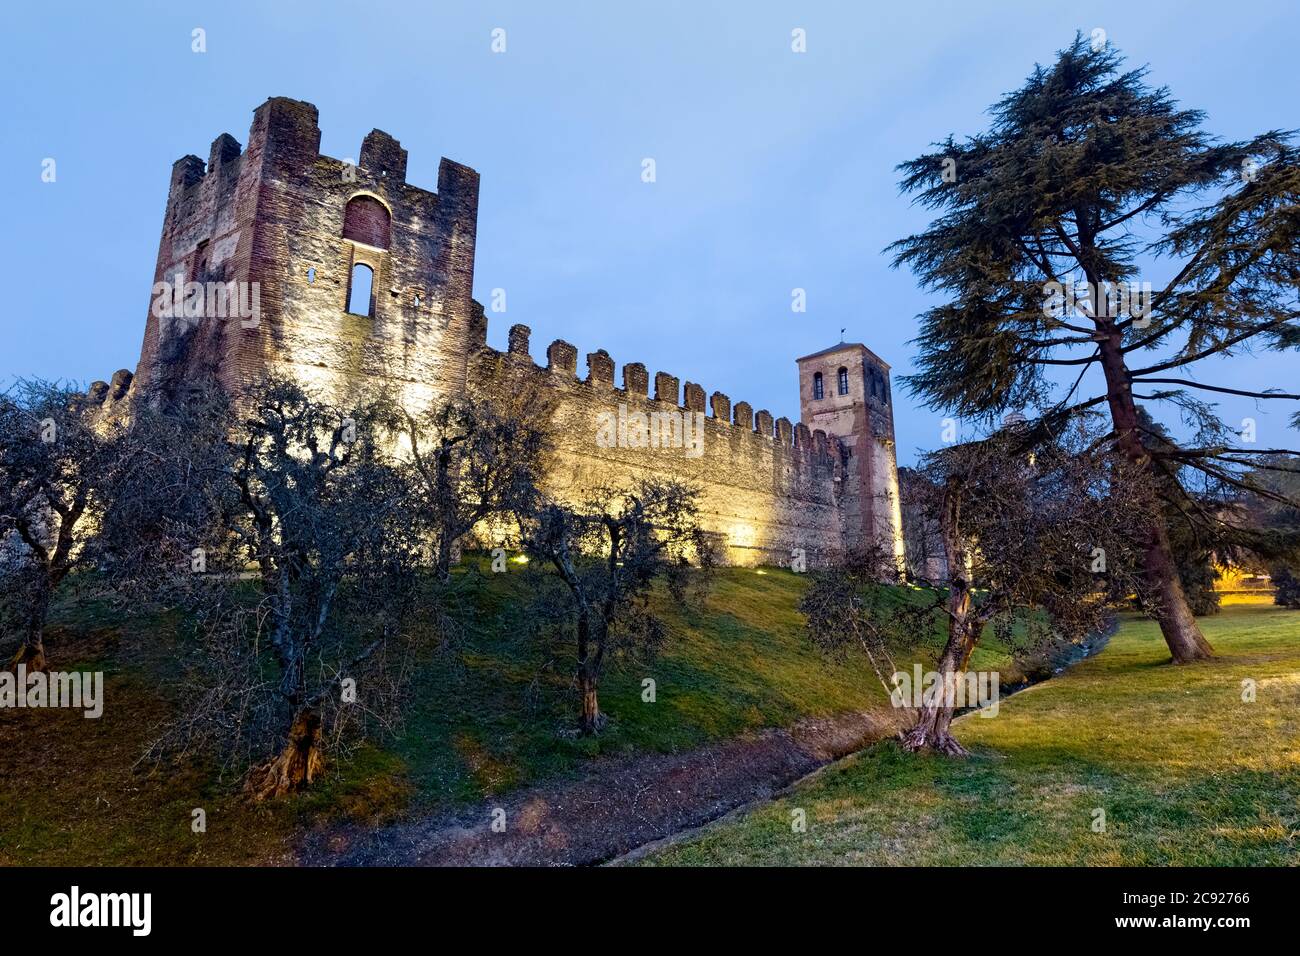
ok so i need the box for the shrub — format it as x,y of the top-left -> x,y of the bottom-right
1273,566 -> 1300,609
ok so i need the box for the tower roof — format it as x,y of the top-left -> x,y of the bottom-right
795,342 -> 891,370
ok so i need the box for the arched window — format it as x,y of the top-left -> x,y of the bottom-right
342,195 -> 391,249
837,367 -> 849,396
812,371 -> 824,400
347,263 -> 374,316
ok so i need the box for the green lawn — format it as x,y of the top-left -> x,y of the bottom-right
0,563 -> 954,865
642,604 -> 1300,866
384,563 -> 913,806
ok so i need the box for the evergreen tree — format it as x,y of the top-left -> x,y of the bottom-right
890,34 -> 1300,662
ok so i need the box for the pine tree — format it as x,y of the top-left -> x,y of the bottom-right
890,34 -> 1300,662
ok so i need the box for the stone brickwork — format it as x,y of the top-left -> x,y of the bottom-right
124,97 -> 905,569
796,343 -> 906,567
467,330 -> 851,567
132,96 -> 479,416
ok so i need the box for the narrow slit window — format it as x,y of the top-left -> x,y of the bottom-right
347,263 -> 374,316
837,366 -> 849,396
195,239 -> 209,280
813,371 -> 823,400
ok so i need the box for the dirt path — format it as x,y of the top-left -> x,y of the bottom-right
300,709 -> 903,867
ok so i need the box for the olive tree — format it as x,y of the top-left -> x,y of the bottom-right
522,479 -> 709,734
0,380 -> 122,670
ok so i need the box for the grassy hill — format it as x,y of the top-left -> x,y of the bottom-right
641,603 -> 1300,866
1,562 -> 970,865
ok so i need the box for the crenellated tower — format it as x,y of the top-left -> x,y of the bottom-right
132,96 -> 479,413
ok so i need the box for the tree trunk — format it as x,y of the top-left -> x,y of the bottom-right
902,607 -> 981,756
435,446 -> 456,582
578,667 -> 603,735
435,534 -> 453,582
245,708 -> 325,800
902,486 -> 981,756
1096,326 -> 1214,663
575,608 -> 605,735
8,638 -> 46,673
1142,516 -> 1216,662
9,581 -> 50,672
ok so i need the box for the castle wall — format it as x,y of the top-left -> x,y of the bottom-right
468,324 -> 851,567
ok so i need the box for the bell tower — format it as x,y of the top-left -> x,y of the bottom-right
796,343 -> 905,569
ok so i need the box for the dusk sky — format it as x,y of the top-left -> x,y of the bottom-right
3,0 -> 1296,465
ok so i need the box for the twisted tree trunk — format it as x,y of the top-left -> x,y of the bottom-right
245,707 -> 325,801
902,593 -> 982,755
902,485 -> 982,755
434,443 -> 456,582
9,633 -> 47,672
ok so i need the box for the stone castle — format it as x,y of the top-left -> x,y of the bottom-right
104,97 -> 904,568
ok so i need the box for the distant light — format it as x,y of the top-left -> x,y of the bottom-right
756,569 -> 767,575
510,555 -> 529,564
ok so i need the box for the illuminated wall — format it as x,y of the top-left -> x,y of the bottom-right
122,97 -> 908,571
796,343 -> 905,570
468,327 -> 852,568
131,97 -> 479,414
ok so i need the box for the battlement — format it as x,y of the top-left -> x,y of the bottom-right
69,369 -> 135,433
460,313 -> 864,565
161,98 -> 479,217
477,320 -> 846,467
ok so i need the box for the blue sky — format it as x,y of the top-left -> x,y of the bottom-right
2,0 -> 1296,465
